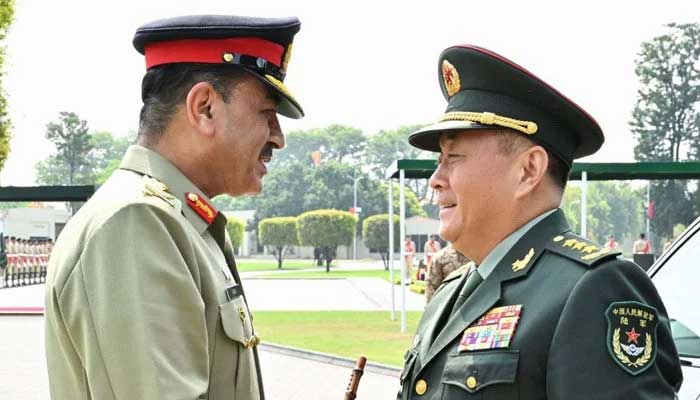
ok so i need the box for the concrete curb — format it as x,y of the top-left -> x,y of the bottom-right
259,342 -> 401,378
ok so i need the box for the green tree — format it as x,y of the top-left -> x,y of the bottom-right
630,23 -> 700,239
0,0 -> 14,173
254,161 -> 312,221
272,129 -> 329,167
37,112 -> 94,185
297,209 -> 357,272
226,216 -> 245,250
362,214 -> 399,270
212,195 -> 257,212
561,182 -> 645,246
258,217 -> 298,269
90,131 -> 132,184
323,124 -> 366,165
365,125 -> 434,202
270,124 -> 366,168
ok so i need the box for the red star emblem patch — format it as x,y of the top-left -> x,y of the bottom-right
625,327 -> 641,344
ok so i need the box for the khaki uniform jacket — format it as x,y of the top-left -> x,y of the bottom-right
425,246 -> 469,303
45,145 -> 264,400
399,210 -> 683,399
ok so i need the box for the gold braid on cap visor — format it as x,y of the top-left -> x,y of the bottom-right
439,111 -> 538,135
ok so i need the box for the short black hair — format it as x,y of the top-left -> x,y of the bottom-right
640,233 -> 646,239
495,130 -> 569,191
138,64 -> 249,145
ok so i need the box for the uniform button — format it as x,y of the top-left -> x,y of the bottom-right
466,376 -> 477,389
188,193 -> 199,202
415,379 -> 427,395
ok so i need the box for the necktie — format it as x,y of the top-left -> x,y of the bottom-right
448,265 -> 483,319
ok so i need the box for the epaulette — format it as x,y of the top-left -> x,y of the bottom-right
443,261 -> 473,284
142,175 -> 179,211
547,232 -> 620,268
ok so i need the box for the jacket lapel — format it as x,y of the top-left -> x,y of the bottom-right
418,272 -> 469,355
418,209 -> 571,370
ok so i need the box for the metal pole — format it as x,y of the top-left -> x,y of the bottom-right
388,180 -> 395,320
353,171 -> 358,260
581,171 -> 587,237
646,182 -> 651,239
399,169 -> 407,333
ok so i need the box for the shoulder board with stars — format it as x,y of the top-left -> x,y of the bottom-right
185,192 -> 219,224
547,233 -> 620,268
142,175 -> 178,210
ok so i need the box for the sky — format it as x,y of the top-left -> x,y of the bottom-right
0,0 -> 698,185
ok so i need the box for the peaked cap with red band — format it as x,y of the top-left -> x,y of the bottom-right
133,15 -> 303,119
409,45 -> 605,167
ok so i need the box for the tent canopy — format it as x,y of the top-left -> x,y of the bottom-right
386,160 -> 700,181
0,186 -> 96,202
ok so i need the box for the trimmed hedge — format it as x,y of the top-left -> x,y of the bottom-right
258,217 -> 299,269
226,216 -> 245,249
362,214 -> 400,270
297,209 -> 357,271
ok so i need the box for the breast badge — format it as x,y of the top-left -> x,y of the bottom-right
459,305 -> 522,351
605,301 -> 659,375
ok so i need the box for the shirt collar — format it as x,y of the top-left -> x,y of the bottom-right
477,208 -> 558,280
119,145 -> 223,236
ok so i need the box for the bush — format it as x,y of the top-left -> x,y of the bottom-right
362,214 -> 400,270
226,216 -> 245,250
258,217 -> 298,269
297,209 -> 357,272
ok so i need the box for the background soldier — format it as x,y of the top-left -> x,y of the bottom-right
398,45 -> 682,399
424,245 -> 469,303
45,15 -> 303,400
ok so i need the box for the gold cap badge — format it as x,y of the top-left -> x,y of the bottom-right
442,59 -> 461,97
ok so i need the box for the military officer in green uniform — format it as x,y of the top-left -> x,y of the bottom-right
398,45 -> 683,399
44,15 -> 303,400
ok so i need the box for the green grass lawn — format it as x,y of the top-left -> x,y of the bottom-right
252,311 -> 423,367
235,259 -> 316,272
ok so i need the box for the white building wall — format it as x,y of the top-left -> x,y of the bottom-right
1,208 -> 71,240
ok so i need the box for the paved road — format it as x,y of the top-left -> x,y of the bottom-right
0,269 -> 416,398
0,315 -> 400,400
244,278 -> 425,311
0,278 -> 426,311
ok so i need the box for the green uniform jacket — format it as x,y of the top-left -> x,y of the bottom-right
399,210 -> 683,399
45,145 -> 264,400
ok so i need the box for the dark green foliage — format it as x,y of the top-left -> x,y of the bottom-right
362,214 -> 400,270
562,182 -> 646,245
36,115 -> 133,186
226,216 -> 245,250
254,161 -> 425,225
39,112 -> 94,185
297,210 -> 357,272
0,0 -> 13,174
258,217 -> 298,269
630,23 -> 700,241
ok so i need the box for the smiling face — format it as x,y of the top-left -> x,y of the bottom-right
429,130 -> 524,262
212,76 -> 285,196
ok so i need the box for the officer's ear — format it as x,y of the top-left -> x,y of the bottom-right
185,82 -> 218,138
514,145 -> 549,199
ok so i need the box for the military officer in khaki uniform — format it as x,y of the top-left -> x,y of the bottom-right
424,245 -> 469,303
398,45 -> 683,399
44,15 -> 303,400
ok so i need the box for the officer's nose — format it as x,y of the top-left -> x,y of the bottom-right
429,160 -> 448,192
268,114 -> 285,150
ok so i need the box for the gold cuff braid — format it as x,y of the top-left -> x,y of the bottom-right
439,111 -> 538,135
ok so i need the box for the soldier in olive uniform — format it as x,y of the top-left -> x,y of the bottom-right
425,245 -> 469,303
44,15 -> 303,400
398,45 -> 683,399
